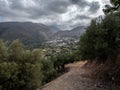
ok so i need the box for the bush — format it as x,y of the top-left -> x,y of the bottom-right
52,51 -> 75,72
0,39 -> 79,89
40,58 -> 57,84
0,40 -> 42,90
78,12 -> 120,62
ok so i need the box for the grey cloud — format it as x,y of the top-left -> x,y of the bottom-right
9,0 -> 25,10
70,0 -> 89,8
70,0 -> 100,13
62,15 -> 90,29
70,0 -> 79,4
89,2 -> 100,13
66,15 -> 90,25
4,0 -> 70,19
46,0 -> 70,14
0,0 -> 101,29
75,15 -> 90,20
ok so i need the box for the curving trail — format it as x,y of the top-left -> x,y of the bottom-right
40,61 -> 119,90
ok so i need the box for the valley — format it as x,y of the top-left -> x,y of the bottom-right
0,22 -> 85,48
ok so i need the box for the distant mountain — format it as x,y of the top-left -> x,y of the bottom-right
0,22 -> 59,47
53,26 -> 86,38
48,25 -> 61,33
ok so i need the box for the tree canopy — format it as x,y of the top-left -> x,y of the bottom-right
103,0 -> 120,14
78,11 -> 120,62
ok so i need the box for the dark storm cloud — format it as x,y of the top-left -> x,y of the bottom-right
70,0 -> 89,8
0,0 -> 101,29
89,2 -> 100,13
46,0 -> 70,14
62,15 -> 91,29
9,0 -> 25,10
67,15 -> 90,24
76,15 -> 90,20
70,0 -> 100,13
5,0 -> 70,19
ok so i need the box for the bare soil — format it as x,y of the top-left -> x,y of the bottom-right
40,61 -> 120,90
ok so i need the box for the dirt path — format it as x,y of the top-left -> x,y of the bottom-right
40,61 -> 119,90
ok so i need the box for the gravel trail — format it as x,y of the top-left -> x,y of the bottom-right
40,61 -> 119,90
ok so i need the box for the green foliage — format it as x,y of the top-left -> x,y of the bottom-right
0,40 -> 42,90
0,40 -> 8,62
78,12 -> 120,62
0,39 -> 75,90
0,62 -> 18,90
52,51 -> 75,72
110,0 -> 120,6
40,58 -> 56,84
103,0 -> 120,14
9,39 -> 25,62
78,20 -> 97,60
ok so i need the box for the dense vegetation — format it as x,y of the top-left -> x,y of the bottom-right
103,0 -> 120,14
79,0 -> 120,62
0,40 -> 42,90
79,12 -> 120,62
0,39 -> 76,90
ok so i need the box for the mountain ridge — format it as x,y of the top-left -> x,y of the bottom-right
0,22 -> 60,47
52,26 -> 86,39
0,22 -> 86,47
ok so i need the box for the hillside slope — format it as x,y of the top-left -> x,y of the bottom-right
53,26 -> 86,38
41,61 -> 120,90
0,22 -> 59,47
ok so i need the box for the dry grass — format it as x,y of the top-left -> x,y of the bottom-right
82,57 -> 120,84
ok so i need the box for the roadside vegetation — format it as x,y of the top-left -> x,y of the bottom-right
0,39 -> 76,90
78,0 -> 120,83
79,12 -> 120,61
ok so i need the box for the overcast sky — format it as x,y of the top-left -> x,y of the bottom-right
0,0 -> 110,30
